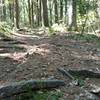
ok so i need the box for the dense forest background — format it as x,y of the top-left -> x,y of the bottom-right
0,0 -> 100,100
0,0 -> 100,33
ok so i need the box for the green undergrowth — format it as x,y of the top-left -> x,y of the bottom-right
67,33 -> 100,46
0,22 -> 12,38
16,90 -> 63,100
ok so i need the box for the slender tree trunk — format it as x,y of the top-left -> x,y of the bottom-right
67,0 -> 72,26
37,0 -> 42,26
64,0 -> 67,24
28,0 -> 32,26
96,0 -> 100,30
60,0 -> 63,21
37,0 -> 40,26
69,0 -> 77,31
15,0 -> 20,29
39,0 -> 42,26
31,0 -> 34,27
2,0 -> 6,21
22,0 -> 26,24
49,0 -> 52,25
41,0 -> 49,27
9,3 -> 12,20
54,0 -> 58,23
0,0 -> 3,21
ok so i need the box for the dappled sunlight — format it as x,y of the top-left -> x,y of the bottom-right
9,52 -> 27,62
51,23 -> 67,33
0,43 -> 51,63
27,44 -> 51,57
0,52 -> 27,62
12,31 -> 41,39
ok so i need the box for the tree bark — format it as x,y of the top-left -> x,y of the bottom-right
0,80 -> 65,99
54,0 -> 58,23
28,0 -> 32,27
60,0 -> 63,21
69,0 -> 77,31
64,0 -> 67,24
49,0 -> 53,25
31,0 -> 34,27
41,0 -> 49,27
2,0 -> 6,21
15,0 -> 20,29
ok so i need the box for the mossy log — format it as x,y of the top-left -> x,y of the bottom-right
0,80 -> 65,99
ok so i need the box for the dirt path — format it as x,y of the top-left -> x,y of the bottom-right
0,31 -> 100,99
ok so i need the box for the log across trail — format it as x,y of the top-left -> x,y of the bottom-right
0,80 -> 65,99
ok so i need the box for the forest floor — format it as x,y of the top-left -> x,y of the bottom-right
0,29 -> 100,100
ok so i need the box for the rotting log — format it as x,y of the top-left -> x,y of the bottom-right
58,68 -> 100,78
0,80 -> 65,99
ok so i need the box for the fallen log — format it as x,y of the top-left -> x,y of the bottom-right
68,69 -> 100,78
0,80 -> 65,99
58,68 -> 100,78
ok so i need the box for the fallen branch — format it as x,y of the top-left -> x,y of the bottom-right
58,68 -> 100,78
67,69 -> 100,78
57,68 -> 74,80
0,80 -> 65,99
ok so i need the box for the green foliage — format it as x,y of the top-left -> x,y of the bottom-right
16,90 -> 63,100
49,27 -> 55,34
77,0 -> 96,16
77,78 -> 85,86
68,33 -> 100,47
74,75 -> 85,87
0,22 -> 12,38
68,34 -> 99,42
77,0 -> 88,15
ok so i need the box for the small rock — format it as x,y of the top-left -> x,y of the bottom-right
48,76 -> 55,79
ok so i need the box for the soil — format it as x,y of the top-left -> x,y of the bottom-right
0,30 -> 100,100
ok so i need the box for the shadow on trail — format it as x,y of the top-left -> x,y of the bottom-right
0,32 -> 100,84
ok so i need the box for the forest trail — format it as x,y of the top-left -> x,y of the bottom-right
0,30 -> 100,99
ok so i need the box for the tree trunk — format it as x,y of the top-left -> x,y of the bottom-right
96,0 -> 100,30
31,0 -> 34,27
49,0 -> 53,25
15,0 -> 20,29
39,0 -> 42,26
54,0 -> 58,23
28,0 -> 32,27
0,0 -> 3,21
37,0 -> 41,26
60,0 -> 63,21
9,1 -> 14,23
69,0 -> 77,31
41,0 -> 49,27
64,0 -> 67,24
67,0 -> 72,27
9,3 -> 12,20
2,0 -> 6,21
